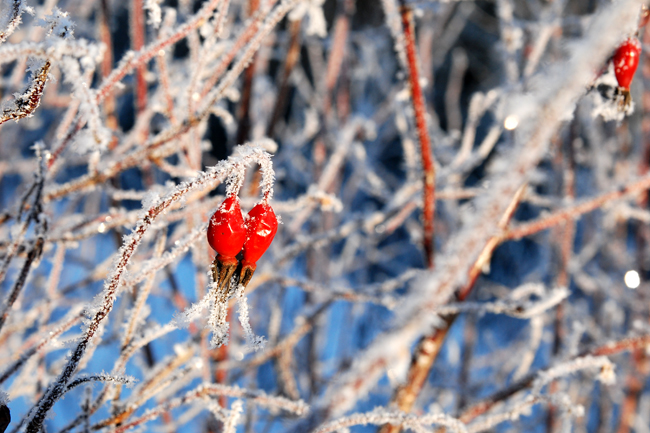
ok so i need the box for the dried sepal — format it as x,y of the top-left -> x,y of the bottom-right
0,59 -> 50,125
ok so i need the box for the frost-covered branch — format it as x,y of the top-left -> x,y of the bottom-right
313,408 -> 467,433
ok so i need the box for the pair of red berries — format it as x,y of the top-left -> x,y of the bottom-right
207,195 -> 278,295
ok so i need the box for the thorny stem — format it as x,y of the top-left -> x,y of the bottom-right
0,179 -> 39,285
95,0 -> 222,105
381,173 -> 650,431
0,236 -> 45,334
400,0 -> 436,269
131,0 -> 147,125
45,0 -> 217,169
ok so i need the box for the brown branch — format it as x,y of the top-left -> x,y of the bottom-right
503,174 -> 650,241
266,18 -> 301,138
615,350 -> 644,433
323,2 -> 351,117
379,183 -> 527,433
131,0 -> 147,122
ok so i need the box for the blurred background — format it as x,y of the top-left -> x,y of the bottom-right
1,0 -> 650,432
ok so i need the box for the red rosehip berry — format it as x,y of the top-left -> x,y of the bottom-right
612,37 -> 641,110
613,37 -> 641,90
240,202 -> 278,288
207,195 -> 246,292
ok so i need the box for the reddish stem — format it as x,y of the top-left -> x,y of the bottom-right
100,0 -> 117,131
131,0 -> 147,121
400,1 -> 435,269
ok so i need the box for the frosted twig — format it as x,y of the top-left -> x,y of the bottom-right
200,0 -> 300,114
0,0 -> 31,44
222,400 -> 243,433
458,339 -> 647,425
467,395 -> 545,433
312,408 -> 468,433
94,0 -> 222,105
0,42 -> 102,76
532,355 -> 616,394
107,383 -> 307,433
199,0 -> 279,99
274,275 -> 396,307
0,146 -> 47,334
124,225 -> 204,287
0,59 -> 50,125
432,287 -> 569,319
235,284 -> 266,352
65,374 -> 136,392
121,230 -> 167,349
0,307 -> 83,385
503,174 -> 650,241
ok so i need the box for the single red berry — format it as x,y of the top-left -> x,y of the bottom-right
240,202 -> 278,287
207,195 -> 246,291
613,37 -> 641,90
207,195 -> 246,257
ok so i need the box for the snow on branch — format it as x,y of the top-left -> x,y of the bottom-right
0,39 -> 103,65
0,0 -> 33,44
65,373 -> 136,392
95,0 -> 222,104
433,286 -> 569,319
312,408 -> 468,433
235,284 -> 267,352
109,383 -> 307,433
